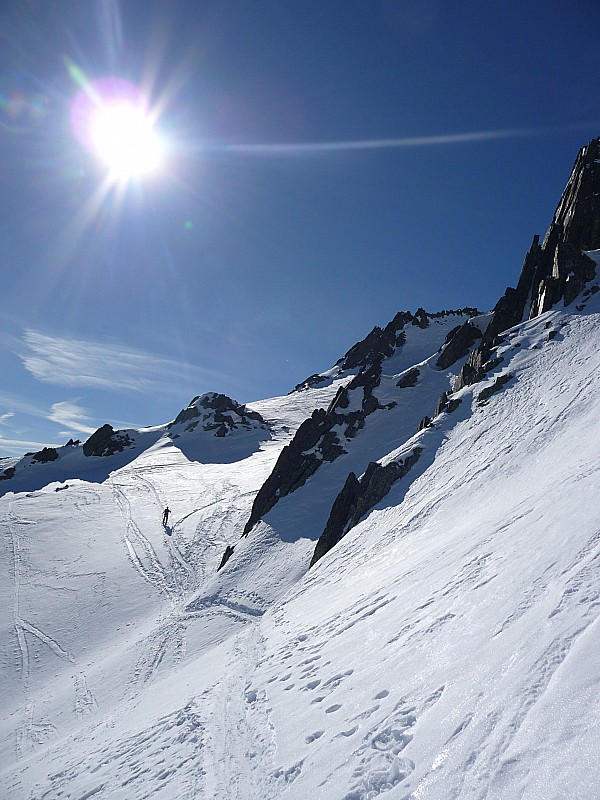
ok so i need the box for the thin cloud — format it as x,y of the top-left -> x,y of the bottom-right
0,436 -> 60,456
20,330 -> 227,395
200,121 -> 600,156
0,390 -> 51,419
0,412 -> 15,425
48,402 -> 97,435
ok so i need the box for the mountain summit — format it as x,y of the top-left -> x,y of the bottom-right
1,138 -> 599,800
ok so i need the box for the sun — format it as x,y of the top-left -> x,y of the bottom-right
70,74 -> 166,182
89,102 -> 163,179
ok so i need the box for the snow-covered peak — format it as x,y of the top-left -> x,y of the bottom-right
168,392 -> 267,437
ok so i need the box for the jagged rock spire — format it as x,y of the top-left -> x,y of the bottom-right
480,137 -> 599,347
547,136 -> 600,252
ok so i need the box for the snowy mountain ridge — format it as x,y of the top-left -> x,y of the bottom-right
1,137 -> 600,800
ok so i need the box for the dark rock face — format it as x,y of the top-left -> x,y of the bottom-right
417,416 -> 432,432
310,448 -> 422,566
434,392 -> 462,417
243,362 -> 400,537
396,367 -> 420,388
453,141 -> 600,399
550,136 -> 600,252
335,308 -> 479,372
293,308 -> 480,391
477,373 -> 514,405
169,393 -> 266,436
411,307 -> 430,328
244,308 -> 482,537
436,322 -> 482,369
83,424 -> 134,457
217,544 -> 235,571
334,312 -> 413,372
479,138 -> 600,355
242,408 -> 345,536
32,447 -> 58,463
0,466 -> 15,480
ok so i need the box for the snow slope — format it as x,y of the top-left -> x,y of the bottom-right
1,292 -> 600,799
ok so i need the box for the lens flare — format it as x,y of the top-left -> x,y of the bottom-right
0,71 -> 49,133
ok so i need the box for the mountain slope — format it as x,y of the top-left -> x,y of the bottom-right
2,282 -> 599,800
1,139 -> 599,800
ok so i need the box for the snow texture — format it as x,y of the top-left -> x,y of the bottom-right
1,290 -> 600,799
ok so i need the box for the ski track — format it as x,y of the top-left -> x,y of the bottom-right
202,625 -> 279,800
111,480 -> 177,601
2,301 -> 600,799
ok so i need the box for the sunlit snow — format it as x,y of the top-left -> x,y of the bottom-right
1,293 -> 600,799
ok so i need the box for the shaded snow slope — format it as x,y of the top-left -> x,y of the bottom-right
1,289 -> 600,799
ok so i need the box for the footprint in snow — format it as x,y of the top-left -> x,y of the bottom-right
305,730 -> 324,743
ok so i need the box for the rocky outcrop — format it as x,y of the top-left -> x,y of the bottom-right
244,308 -> 483,536
396,367 -> 420,388
310,449 -> 422,566
334,308 -> 480,372
434,392 -> 461,417
333,312 -> 413,372
549,136 -> 600,253
242,363 -> 397,537
0,466 -> 15,480
83,424 -> 134,457
217,544 -> 235,571
436,322 -> 482,369
32,447 -> 58,463
477,138 -> 600,358
477,373 -> 514,405
452,142 -> 600,397
293,308 -> 480,391
169,393 -> 266,437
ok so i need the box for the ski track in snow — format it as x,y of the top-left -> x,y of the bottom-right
2,300 -> 600,799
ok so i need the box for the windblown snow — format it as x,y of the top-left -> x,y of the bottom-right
1,293 -> 600,799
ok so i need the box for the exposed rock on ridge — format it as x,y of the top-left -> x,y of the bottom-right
455,136 -> 600,393
243,364 -> 391,536
83,425 -> 134,457
244,309 -> 479,537
293,308 -> 479,392
169,393 -> 266,438
310,448 -> 422,566
436,321 -> 482,369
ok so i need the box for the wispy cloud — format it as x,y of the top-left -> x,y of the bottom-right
19,330 -> 226,395
0,412 -> 15,425
201,121 -> 600,156
0,390 -> 50,419
0,436 -> 59,457
48,401 -> 97,435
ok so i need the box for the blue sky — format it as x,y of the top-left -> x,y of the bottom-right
0,0 -> 599,456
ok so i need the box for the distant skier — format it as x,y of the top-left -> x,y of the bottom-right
162,507 -> 170,528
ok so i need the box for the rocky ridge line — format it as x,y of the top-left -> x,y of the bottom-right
242,308 -> 480,538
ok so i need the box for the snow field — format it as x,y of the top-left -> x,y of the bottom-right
1,297 -> 600,798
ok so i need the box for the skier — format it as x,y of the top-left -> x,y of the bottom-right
162,507 -> 170,528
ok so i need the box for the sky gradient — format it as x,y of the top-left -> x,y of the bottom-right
1,0 -> 599,456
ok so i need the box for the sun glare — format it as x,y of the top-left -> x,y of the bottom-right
90,102 -> 163,178
70,74 -> 166,183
